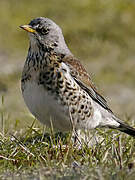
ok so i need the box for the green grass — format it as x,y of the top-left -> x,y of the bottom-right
0,120 -> 135,180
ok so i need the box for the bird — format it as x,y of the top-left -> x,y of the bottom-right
20,17 -> 135,137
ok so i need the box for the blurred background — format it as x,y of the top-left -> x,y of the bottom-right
0,0 -> 135,132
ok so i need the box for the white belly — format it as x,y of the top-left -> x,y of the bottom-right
22,81 -> 71,131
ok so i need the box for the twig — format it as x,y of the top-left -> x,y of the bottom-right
10,134 -> 35,157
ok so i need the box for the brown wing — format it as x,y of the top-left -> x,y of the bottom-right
62,55 -> 113,113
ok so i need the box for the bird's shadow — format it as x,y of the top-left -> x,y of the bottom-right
22,131 -> 70,146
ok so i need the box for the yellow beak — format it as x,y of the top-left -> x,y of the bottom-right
20,25 -> 36,33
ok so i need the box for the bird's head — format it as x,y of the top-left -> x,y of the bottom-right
20,17 -> 71,55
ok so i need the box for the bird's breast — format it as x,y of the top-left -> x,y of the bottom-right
22,80 -> 71,131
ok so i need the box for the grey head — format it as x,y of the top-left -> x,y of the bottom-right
21,17 -> 72,55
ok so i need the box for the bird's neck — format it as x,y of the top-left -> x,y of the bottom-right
26,38 -> 72,67
52,35 -> 72,56
32,33 -> 72,55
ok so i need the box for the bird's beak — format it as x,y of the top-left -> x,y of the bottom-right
20,25 -> 36,33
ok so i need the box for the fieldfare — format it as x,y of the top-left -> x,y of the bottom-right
20,17 -> 135,137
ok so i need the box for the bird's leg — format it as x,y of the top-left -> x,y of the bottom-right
68,107 -> 84,148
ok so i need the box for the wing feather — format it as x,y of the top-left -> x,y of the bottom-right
62,55 -> 113,113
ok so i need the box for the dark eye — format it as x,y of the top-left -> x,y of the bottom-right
36,27 -> 49,35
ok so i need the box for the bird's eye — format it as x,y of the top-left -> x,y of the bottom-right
36,27 -> 49,35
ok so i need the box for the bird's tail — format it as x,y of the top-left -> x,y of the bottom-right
111,117 -> 135,137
